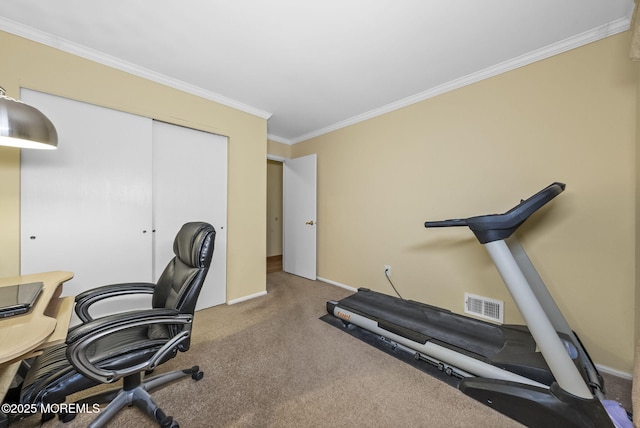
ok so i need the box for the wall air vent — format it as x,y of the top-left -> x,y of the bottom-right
464,293 -> 504,323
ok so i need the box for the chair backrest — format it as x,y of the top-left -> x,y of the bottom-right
152,222 -> 216,315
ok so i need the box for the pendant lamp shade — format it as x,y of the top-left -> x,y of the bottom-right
0,87 -> 58,150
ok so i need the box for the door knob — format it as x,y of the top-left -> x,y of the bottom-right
305,220 -> 315,225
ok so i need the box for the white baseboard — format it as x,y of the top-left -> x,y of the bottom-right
596,364 -> 633,381
227,290 -> 267,305
317,277 -> 358,292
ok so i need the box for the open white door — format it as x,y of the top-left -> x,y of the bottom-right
283,154 -> 317,280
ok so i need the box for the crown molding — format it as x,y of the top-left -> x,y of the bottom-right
287,16 -> 631,145
0,17 -> 272,120
267,133 -> 292,145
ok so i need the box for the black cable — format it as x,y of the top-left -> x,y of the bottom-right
385,269 -> 403,300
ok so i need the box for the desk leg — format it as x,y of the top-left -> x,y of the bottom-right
0,360 -> 21,427
0,360 -> 21,401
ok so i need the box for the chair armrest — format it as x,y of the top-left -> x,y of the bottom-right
74,282 -> 155,322
66,308 -> 192,384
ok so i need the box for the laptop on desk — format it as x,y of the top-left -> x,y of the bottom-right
0,281 -> 43,318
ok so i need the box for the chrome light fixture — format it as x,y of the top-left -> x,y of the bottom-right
0,86 -> 57,150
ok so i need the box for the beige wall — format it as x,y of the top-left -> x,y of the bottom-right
0,31 -> 267,303
636,60 -> 640,363
0,146 -> 20,275
292,32 -> 637,373
267,139 -> 292,159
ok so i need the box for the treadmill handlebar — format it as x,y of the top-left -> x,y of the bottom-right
424,182 -> 566,244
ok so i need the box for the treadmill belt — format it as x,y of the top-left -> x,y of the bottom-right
334,289 -> 506,359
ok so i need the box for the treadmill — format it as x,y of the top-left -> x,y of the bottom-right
326,182 -> 629,428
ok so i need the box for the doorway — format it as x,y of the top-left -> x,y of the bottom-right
267,159 -> 283,273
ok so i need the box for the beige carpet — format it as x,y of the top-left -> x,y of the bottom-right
12,272 -> 628,427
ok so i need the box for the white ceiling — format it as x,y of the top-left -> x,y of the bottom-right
0,1 -> 634,144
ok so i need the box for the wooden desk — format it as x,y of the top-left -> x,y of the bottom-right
0,271 -> 74,400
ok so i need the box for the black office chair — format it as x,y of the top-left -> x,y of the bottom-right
17,221 -> 216,428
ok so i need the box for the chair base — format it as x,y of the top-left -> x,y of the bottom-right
57,366 -> 203,428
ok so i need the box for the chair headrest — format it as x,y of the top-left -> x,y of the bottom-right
173,222 -> 216,269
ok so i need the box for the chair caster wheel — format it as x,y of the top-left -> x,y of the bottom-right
58,412 -> 76,423
41,413 -> 55,423
189,365 -> 204,381
160,415 -> 179,428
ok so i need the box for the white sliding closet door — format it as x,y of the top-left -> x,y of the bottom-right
152,121 -> 227,310
20,89 -> 153,298
20,91 -> 228,316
